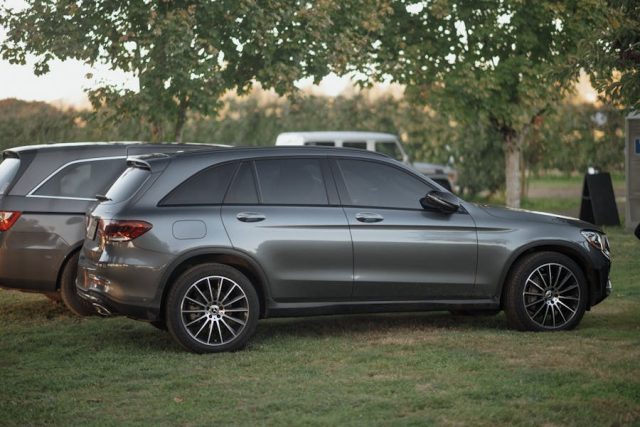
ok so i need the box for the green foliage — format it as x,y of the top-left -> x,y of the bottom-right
0,0 -> 385,141
580,0 -> 640,110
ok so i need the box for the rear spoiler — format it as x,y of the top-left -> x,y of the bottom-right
2,150 -> 19,160
126,152 -> 172,172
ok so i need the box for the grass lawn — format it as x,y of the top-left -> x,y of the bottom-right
1,185 -> 639,426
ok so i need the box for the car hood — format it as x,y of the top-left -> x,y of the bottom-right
475,204 -> 598,230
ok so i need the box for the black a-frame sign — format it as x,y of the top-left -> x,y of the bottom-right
579,172 -> 621,226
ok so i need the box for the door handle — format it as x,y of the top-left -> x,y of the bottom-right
355,212 -> 384,223
236,212 -> 266,223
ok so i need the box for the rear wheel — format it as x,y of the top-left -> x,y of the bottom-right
504,252 -> 587,331
60,252 -> 95,316
166,263 -> 259,353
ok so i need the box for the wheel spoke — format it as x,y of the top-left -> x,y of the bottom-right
527,278 -> 545,292
558,284 -> 579,294
193,284 -> 209,304
215,278 -> 223,301
530,302 -> 546,320
551,304 -> 556,327
206,278 -> 215,303
557,300 -> 576,314
182,309 -> 206,314
542,305 -> 550,326
220,318 -> 237,337
224,295 -> 246,306
223,314 -> 246,326
185,314 -> 207,327
558,295 -> 580,301
216,320 -> 224,343
537,270 -> 549,288
549,265 -> 554,288
206,319 -> 214,344
224,308 -> 249,313
525,298 -> 545,308
556,304 -> 567,323
556,270 -> 572,290
184,296 -> 207,307
220,283 -> 238,304
193,318 -> 209,337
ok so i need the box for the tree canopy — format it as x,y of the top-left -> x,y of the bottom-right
343,0 -> 600,207
1,0 -> 385,141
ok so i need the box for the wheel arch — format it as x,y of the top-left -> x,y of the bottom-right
157,248 -> 271,320
55,242 -> 84,290
498,241 -> 596,309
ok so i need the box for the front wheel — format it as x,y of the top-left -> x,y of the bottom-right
165,263 -> 259,353
504,252 -> 588,331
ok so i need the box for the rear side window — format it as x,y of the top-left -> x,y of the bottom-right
304,141 -> 335,147
0,157 -> 20,196
376,142 -> 403,161
337,159 -> 433,209
255,158 -> 328,205
160,162 -> 237,206
343,142 -> 367,150
105,167 -> 151,202
33,158 -> 126,199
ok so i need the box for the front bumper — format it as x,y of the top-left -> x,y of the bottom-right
587,251 -> 611,308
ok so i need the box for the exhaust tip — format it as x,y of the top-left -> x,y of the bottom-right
93,303 -> 112,316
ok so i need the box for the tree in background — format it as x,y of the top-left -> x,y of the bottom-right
1,0 -> 385,142
580,0 -> 640,110
345,0 -> 599,207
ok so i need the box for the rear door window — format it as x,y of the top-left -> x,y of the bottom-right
254,158 -> 328,205
32,158 -> 126,200
376,141 -> 403,161
0,157 -> 20,196
343,142 -> 367,150
160,162 -> 237,206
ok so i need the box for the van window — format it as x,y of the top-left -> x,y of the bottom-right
33,158 -> 126,199
0,158 -> 20,196
376,141 -> 403,161
343,142 -> 367,150
304,142 -> 335,147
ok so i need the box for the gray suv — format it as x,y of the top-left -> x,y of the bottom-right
77,147 -> 611,353
0,142 -> 218,315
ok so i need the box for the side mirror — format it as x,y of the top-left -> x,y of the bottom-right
420,190 -> 460,214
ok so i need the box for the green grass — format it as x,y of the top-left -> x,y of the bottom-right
1,183 -> 639,426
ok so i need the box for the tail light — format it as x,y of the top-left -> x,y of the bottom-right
0,211 -> 21,231
98,219 -> 152,242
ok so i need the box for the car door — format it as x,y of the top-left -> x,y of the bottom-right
221,158 -> 353,302
331,158 -> 478,300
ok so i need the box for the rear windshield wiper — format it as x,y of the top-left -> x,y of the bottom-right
95,194 -> 112,202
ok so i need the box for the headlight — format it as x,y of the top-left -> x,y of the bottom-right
581,230 -> 610,258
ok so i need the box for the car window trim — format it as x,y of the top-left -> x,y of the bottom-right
26,156 -> 126,200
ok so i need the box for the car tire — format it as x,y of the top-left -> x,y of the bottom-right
504,252 -> 587,331
166,263 -> 259,353
60,252 -> 95,316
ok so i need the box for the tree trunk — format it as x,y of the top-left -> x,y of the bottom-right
150,121 -> 164,143
504,131 -> 522,208
174,96 -> 189,143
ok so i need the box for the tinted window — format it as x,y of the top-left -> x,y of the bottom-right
343,142 -> 367,150
33,158 -> 126,199
255,159 -> 328,205
225,162 -> 259,204
105,167 -> 150,202
0,158 -> 20,196
337,159 -> 432,209
161,162 -> 237,205
376,142 -> 403,161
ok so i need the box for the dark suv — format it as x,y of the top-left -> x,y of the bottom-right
77,147 -> 611,353
0,142 -> 218,315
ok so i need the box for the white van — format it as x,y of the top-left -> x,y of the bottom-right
275,131 -> 454,190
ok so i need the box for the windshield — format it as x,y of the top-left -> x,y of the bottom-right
0,158 -> 20,196
104,167 -> 150,202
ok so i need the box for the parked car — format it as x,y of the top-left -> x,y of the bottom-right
0,142 -> 222,315
275,131 -> 456,190
77,146 -> 611,353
